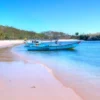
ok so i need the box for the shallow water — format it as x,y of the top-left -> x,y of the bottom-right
12,41 -> 100,100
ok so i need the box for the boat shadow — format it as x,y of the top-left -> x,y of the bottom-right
26,49 -> 78,55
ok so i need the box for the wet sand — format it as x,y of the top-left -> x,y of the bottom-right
0,46 -> 82,100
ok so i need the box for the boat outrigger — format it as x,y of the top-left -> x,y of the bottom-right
24,39 -> 81,51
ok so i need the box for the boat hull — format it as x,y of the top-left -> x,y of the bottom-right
27,41 -> 80,51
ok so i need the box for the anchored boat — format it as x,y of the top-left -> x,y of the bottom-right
25,39 -> 81,51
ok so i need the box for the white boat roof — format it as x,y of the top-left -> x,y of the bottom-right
56,39 -> 79,41
42,39 -> 80,42
27,39 -> 80,43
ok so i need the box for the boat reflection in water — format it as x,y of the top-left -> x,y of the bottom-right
25,39 -> 81,51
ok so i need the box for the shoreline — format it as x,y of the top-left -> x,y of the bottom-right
0,42 -> 82,100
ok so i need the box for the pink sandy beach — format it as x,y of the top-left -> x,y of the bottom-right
0,40 -> 24,48
0,40 -> 83,100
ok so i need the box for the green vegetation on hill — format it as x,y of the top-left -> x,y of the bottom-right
0,25 -> 100,40
0,25 -> 71,40
74,32 -> 100,40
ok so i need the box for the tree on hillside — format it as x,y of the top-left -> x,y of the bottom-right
75,32 -> 79,36
0,32 -> 4,40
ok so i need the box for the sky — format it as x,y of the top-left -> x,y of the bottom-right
0,0 -> 100,34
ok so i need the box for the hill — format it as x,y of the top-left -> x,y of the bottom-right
0,25 -> 71,40
0,25 -> 100,40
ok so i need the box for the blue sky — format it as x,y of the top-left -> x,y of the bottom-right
0,0 -> 100,34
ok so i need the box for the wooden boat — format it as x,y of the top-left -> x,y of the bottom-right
25,39 -> 81,51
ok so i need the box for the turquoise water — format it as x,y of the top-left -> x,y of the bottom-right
13,41 -> 100,100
